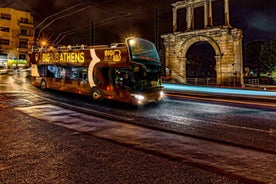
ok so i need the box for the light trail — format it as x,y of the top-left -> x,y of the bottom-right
163,83 -> 276,97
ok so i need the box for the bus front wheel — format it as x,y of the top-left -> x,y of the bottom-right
40,80 -> 47,89
90,87 -> 103,101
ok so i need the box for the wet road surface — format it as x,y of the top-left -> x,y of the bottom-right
1,72 -> 276,183
1,108 -> 245,184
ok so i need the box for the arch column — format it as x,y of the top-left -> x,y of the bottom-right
208,0 -> 213,27
204,0 -> 209,28
181,57 -> 187,84
167,55 -> 186,83
224,0 -> 231,27
215,55 -> 222,85
164,42 -> 171,74
186,5 -> 193,30
173,7 -> 177,32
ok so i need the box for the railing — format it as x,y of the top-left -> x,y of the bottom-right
244,78 -> 259,87
186,77 -> 216,85
31,42 -> 125,52
18,21 -> 34,26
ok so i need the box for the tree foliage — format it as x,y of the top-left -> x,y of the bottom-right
244,41 -> 263,69
259,37 -> 276,71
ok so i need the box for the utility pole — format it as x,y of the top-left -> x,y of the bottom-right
154,8 -> 160,50
90,21 -> 95,45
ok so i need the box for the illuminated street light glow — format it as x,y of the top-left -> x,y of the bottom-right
41,41 -> 47,46
128,38 -> 136,46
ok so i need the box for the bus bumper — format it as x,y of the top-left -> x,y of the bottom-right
130,90 -> 164,105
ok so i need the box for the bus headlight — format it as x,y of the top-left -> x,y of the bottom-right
131,94 -> 145,105
132,94 -> 145,101
157,91 -> 164,101
160,91 -> 164,98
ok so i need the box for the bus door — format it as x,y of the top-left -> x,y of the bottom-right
93,66 -> 113,91
113,68 -> 134,100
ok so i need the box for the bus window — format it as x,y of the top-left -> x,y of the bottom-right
38,65 -> 59,78
71,67 -> 79,80
76,67 -> 88,81
83,68 -> 88,80
114,69 -> 134,88
54,66 -> 87,81
38,65 -> 46,77
115,70 -> 124,87
93,66 -> 110,88
46,66 -> 57,78
58,67 -> 66,79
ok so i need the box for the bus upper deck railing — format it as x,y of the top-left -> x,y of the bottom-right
31,43 -> 126,52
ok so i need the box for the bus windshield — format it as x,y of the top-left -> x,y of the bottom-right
113,66 -> 161,91
126,38 -> 160,64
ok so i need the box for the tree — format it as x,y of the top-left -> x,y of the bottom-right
259,37 -> 276,82
244,41 -> 264,76
259,37 -> 276,70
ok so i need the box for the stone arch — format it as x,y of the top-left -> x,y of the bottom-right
176,35 -> 223,83
179,35 -> 221,58
161,0 -> 243,86
179,36 -> 222,84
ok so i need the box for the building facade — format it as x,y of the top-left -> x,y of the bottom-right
0,8 -> 33,68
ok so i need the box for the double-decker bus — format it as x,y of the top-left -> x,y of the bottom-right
29,37 -> 163,105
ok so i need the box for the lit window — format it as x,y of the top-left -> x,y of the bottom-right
0,39 -> 10,45
19,40 -> 28,48
20,18 -> 29,23
1,13 -> 11,20
0,27 -> 10,32
21,29 -> 27,35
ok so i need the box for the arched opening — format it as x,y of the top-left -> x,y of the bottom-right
186,41 -> 216,84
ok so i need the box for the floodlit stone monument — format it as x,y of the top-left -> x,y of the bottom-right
162,0 -> 244,86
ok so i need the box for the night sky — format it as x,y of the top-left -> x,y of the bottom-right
2,0 -> 275,45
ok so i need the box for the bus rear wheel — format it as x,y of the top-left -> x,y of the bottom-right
90,87 -> 103,101
40,80 -> 47,89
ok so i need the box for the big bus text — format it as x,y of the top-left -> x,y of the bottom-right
29,38 -> 164,105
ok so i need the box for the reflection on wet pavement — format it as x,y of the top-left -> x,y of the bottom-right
16,104 -> 276,183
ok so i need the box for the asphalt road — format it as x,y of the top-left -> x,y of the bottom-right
0,107 -> 243,184
1,71 -> 275,183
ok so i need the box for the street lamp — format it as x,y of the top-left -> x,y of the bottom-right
39,39 -> 48,48
41,41 -> 47,47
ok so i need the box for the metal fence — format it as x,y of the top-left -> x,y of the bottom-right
244,78 -> 259,87
186,77 -> 216,85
